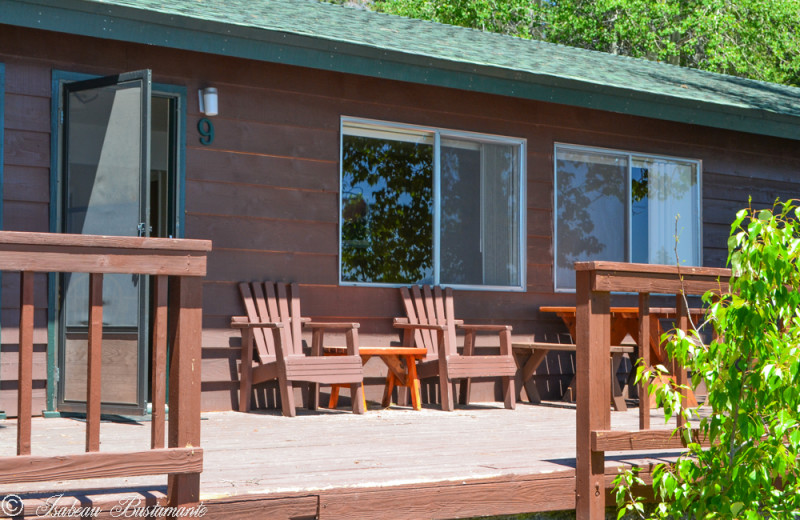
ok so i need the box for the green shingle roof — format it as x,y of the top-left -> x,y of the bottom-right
4,0 -> 800,139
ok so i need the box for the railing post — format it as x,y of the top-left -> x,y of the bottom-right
167,275 -> 203,509
638,292 -> 651,430
151,275 -> 168,449
17,271 -> 34,456
575,268 -> 610,519
86,273 -> 103,452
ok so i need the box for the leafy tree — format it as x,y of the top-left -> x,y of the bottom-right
372,0 -> 538,38
615,199 -> 800,518
327,0 -> 800,86
536,0 -> 800,86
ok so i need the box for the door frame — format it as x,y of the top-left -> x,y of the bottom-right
45,70 -> 186,416
0,63 -> 4,419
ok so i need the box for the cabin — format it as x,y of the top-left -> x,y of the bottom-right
1,0 -> 798,419
2,1 -> 799,517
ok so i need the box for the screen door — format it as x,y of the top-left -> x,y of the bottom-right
58,70 -> 152,415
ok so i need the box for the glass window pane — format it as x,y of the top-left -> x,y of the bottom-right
631,165 -> 649,263
65,82 -> 144,328
66,84 -> 142,237
341,134 -> 434,283
440,139 -> 520,286
556,148 -> 628,290
632,157 -> 699,265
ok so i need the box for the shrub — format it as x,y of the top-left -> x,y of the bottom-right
615,199 -> 800,519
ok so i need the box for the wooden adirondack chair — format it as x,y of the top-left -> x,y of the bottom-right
231,282 -> 365,417
395,285 -> 516,411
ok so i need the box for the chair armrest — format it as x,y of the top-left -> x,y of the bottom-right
230,316 -> 283,329
305,321 -> 360,330
457,324 -> 512,332
306,320 -> 359,357
393,322 -> 447,331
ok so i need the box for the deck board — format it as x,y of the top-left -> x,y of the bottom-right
0,403 -> 685,518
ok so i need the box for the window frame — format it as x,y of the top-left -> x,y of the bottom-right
339,116 -> 527,292
553,142 -> 703,293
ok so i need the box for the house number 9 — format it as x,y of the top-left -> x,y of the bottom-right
198,118 -> 215,146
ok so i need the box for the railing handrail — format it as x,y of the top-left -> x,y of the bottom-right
575,261 -> 731,294
0,230 -> 212,250
0,231 -> 210,276
575,260 -> 730,277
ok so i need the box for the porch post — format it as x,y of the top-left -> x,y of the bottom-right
575,268 -> 610,519
167,275 -> 203,508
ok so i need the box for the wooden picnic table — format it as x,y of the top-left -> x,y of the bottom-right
512,339 -> 634,410
514,306 -> 704,411
541,306 -> 705,367
326,346 -> 427,411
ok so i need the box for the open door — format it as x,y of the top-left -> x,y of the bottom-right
57,70 -> 152,415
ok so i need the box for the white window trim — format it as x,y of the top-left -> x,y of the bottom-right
339,116 -> 527,292
553,142 -> 703,293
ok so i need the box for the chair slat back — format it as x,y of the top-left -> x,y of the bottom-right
238,282 -> 274,361
289,283 -> 304,355
441,286 -> 459,356
261,282 -> 287,355
400,287 -> 428,356
275,282 -> 304,356
400,285 -> 458,357
422,286 -> 439,342
263,282 -> 281,326
400,286 -> 434,355
239,281 -> 307,359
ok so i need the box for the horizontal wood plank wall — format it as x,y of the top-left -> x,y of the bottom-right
1,54 -> 51,413
1,24 -> 799,412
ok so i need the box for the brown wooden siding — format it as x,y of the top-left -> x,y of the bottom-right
2,55 -> 54,416
703,172 -> 800,268
1,24 -> 799,413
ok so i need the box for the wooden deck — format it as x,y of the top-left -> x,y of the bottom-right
0,402 -> 685,519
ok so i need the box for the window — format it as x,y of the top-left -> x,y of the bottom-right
340,118 -> 525,290
554,144 -> 701,291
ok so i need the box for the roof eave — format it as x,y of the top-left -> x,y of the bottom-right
4,0 -> 798,141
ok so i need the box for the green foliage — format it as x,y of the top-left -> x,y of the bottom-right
327,0 -> 800,87
372,0 -> 537,38
614,467 -> 647,519
536,0 -> 800,86
613,198 -> 800,518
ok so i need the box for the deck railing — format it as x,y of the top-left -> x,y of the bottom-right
0,231 -> 211,509
574,261 -> 730,519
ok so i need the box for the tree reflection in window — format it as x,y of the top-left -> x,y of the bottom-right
555,145 -> 700,291
341,135 -> 434,283
556,151 -> 627,290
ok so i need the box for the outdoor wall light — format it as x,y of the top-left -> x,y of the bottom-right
198,87 -> 218,116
